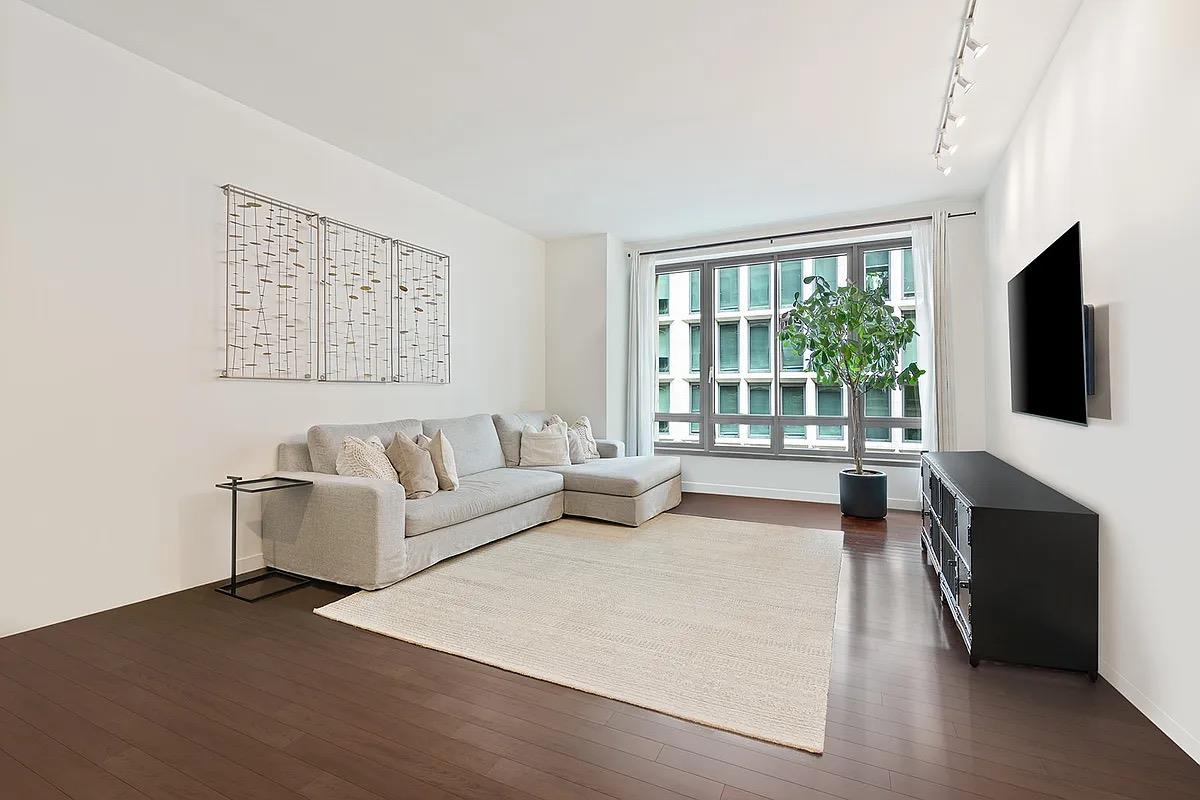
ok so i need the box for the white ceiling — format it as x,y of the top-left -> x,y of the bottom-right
26,0 -> 1080,242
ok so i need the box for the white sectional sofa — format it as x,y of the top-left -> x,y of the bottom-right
262,410 -> 681,589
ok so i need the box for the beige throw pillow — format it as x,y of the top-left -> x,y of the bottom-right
335,436 -> 398,481
519,422 -> 571,467
416,430 -> 459,491
385,434 -> 439,499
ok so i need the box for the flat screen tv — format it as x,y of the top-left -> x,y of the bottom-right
1007,222 -> 1091,425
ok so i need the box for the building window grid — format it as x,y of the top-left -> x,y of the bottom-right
652,242 -> 921,458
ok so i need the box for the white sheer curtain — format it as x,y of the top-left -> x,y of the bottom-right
625,251 -> 658,455
910,213 -> 956,451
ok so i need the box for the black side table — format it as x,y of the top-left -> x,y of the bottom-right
215,475 -> 314,601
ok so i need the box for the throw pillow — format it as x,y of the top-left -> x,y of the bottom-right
519,422 -> 571,467
416,430 -> 459,491
570,416 -> 600,460
335,436 -> 398,481
565,428 -> 587,464
385,433 -> 439,499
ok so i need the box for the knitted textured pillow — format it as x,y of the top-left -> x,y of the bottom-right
565,428 -> 588,464
570,416 -> 601,459
549,414 -> 600,460
334,435 -> 398,481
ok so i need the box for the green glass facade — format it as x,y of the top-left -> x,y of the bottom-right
718,267 -> 739,311
817,383 -> 843,439
748,383 -> 770,438
748,263 -> 770,310
658,324 -> 669,373
718,322 -> 738,372
748,320 -> 770,372
718,383 -> 738,436
782,382 -> 806,439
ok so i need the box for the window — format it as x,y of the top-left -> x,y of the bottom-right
718,383 -> 739,436
748,263 -> 770,310
748,383 -> 770,438
902,248 -> 915,298
782,382 -> 806,439
817,384 -> 844,439
903,384 -> 922,442
652,238 -> 924,461
780,258 -> 805,372
865,387 -> 891,441
658,383 -> 670,433
865,250 -> 889,296
718,267 -> 739,311
689,323 -> 701,373
658,324 -> 669,373
748,320 -> 770,372
901,309 -> 917,369
780,259 -> 803,308
690,382 -> 701,434
812,256 -> 838,290
718,322 -> 739,372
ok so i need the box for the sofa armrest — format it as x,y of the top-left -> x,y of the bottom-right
595,439 -> 625,459
261,471 -> 407,589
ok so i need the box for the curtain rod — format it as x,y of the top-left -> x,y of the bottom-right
634,211 -> 977,258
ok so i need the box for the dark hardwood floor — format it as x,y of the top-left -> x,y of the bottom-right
2,493 -> 1197,800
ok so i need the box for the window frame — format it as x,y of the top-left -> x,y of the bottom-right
651,238 -> 922,465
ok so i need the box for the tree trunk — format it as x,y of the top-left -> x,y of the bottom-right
848,391 -> 866,474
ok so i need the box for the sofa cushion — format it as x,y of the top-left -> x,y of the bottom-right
492,410 -> 552,467
521,455 -> 681,497
422,414 -> 506,477
404,467 -> 563,536
308,419 -> 422,474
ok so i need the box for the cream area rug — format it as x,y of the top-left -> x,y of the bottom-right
315,513 -> 843,753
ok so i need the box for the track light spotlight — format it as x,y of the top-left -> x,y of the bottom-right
955,72 -> 975,94
938,139 -> 959,156
964,36 -> 989,59
936,159 -> 952,176
946,111 -> 966,128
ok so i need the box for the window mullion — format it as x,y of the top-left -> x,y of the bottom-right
771,253 -> 783,454
700,260 -> 714,452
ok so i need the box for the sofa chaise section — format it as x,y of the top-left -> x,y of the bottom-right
496,411 -> 681,526
527,455 -> 682,526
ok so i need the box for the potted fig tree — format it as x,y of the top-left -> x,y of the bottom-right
778,274 -> 923,518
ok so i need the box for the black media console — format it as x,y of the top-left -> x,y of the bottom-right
920,451 -> 1099,679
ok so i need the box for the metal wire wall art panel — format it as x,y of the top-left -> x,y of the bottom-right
318,217 -> 395,382
395,241 -> 450,384
222,186 -> 318,380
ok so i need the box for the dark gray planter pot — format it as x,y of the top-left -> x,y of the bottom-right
839,468 -> 887,518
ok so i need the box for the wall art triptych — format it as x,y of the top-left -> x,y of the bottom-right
222,185 -> 449,384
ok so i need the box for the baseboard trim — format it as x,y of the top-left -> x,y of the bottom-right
1100,657 -> 1200,764
238,553 -> 265,573
681,481 -> 921,511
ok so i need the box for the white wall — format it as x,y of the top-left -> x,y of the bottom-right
630,200 -> 987,508
0,0 -> 546,637
544,233 -> 626,438
981,0 -> 1200,761
604,234 -> 629,441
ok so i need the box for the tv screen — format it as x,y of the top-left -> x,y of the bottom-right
1007,222 -> 1088,425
